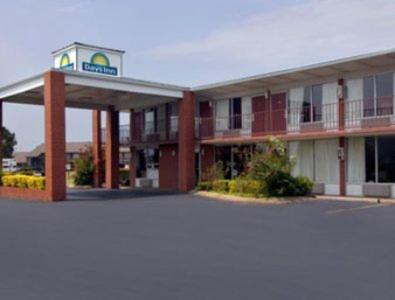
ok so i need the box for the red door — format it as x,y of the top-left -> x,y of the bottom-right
270,93 -> 286,133
199,101 -> 213,138
252,96 -> 266,134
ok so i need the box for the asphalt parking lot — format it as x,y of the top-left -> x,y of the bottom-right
0,190 -> 394,300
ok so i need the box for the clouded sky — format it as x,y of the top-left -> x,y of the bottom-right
1,0 -> 395,151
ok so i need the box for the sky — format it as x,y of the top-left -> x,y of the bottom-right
1,0 -> 395,151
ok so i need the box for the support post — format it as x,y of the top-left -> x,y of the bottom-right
92,110 -> 102,188
105,106 -> 119,189
44,71 -> 66,201
338,78 -> 346,196
129,109 -> 136,188
178,91 -> 196,192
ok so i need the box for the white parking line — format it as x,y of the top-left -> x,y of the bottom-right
327,203 -> 393,215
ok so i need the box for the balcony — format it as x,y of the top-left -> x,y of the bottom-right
101,117 -> 180,145
199,97 -> 395,141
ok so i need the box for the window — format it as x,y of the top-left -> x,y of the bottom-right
144,108 -> 156,135
229,97 -> 242,129
302,84 -> 322,123
364,136 -> 395,183
363,73 -> 393,117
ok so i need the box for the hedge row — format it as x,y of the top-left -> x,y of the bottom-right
198,175 -> 313,197
2,175 -> 46,190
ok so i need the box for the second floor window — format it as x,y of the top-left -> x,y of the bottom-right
363,73 -> 394,117
302,84 -> 323,123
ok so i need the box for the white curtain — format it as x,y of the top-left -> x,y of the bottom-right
215,99 -> 229,131
288,87 -> 304,131
345,78 -> 363,127
322,82 -> 338,128
289,140 -> 314,180
347,137 -> 365,184
314,139 -> 339,184
242,97 -> 252,130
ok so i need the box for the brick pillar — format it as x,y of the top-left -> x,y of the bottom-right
178,91 -> 196,192
129,109 -> 136,188
92,110 -> 102,188
105,106 -> 119,189
44,71 -> 66,201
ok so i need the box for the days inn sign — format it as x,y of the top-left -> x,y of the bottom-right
52,42 -> 124,77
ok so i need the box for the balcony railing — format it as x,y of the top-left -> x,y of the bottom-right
199,98 -> 395,140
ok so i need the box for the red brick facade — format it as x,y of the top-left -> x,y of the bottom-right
178,91 -> 196,192
105,106 -> 119,189
44,71 -> 66,201
200,144 -> 215,176
159,144 -> 178,189
92,110 -> 102,188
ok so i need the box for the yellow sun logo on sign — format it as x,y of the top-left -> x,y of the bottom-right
60,53 -> 70,68
90,53 -> 110,66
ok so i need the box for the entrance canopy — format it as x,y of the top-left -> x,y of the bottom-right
0,69 -> 187,110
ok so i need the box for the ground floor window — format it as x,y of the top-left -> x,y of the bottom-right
365,136 -> 395,183
214,145 -> 252,179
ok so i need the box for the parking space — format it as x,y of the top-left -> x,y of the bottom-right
0,192 -> 394,299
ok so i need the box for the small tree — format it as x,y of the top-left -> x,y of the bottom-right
3,127 -> 17,158
74,147 -> 94,186
249,136 -> 294,182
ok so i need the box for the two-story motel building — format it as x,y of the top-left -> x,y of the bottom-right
0,42 -> 395,201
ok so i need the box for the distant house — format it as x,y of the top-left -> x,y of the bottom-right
25,142 -> 91,172
17,142 -> 130,173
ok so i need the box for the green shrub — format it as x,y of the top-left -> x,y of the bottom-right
228,178 -> 262,196
197,181 -> 213,191
293,176 -> 314,196
212,180 -> 230,192
1,174 -> 45,190
201,161 -> 227,182
74,147 -> 93,186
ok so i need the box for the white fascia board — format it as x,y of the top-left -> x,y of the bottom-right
0,74 -> 44,99
65,72 -> 184,98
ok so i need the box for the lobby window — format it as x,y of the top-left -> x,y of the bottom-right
364,136 -> 395,183
302,84 -> 322,123
363,73 -> 394,117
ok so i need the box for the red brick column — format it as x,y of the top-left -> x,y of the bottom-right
92,110 -> 102,188
200,144 -> 215,179
44,71 -> 66,201
105,106 -> 119,189
129,109 -> 136,188
178,91 -> 196,192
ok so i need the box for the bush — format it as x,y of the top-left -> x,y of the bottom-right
212,180 -> 230,192
201,161 -> 227,182
2,174 -> 45,190
294,176 -> 314,196
265,172 -> 313,197
74,147 -> 93,186
197,181 -> 213,191
229,178 -> 262,197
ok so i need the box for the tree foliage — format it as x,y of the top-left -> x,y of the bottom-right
73,147 -> 94,186
2,127 -> 17,158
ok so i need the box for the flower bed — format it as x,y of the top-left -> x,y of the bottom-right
2,174 -> 45,190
